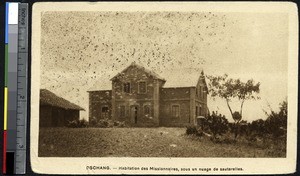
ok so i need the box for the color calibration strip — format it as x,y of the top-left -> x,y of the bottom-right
3,3 -> 9,174
3,3 -> 28,175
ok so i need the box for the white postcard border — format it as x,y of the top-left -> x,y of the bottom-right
31,2 -> 298,175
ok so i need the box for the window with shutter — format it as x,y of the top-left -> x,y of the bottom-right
144,105 -> 150,115
171,105 -> 180,118
123,82 -> 131,93
138,81 -> 146,94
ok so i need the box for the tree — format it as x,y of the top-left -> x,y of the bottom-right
206,74 -> 260,138
263,100 -> 287,138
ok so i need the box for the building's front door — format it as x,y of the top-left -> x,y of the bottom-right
131,106 -> 138,124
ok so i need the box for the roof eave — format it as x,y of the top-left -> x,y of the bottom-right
87,89 -> 112,92
162,86 -> 196,89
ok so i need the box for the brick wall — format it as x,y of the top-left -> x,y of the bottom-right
160,87 -> 192,127
111,66 -> 162,126
89,90 -> 112,122
112,67 -> 155,100
115,100 -> 157,126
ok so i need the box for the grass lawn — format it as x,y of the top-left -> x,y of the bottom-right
39,127 -> 285,157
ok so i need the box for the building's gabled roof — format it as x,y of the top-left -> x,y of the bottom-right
110,62 -> 166,81
40,89 -> 84,110
160,68 -> 206,88
87,63 -> 208,91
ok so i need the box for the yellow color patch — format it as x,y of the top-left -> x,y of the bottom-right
4,87 -> 8,130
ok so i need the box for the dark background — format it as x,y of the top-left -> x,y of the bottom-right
0,0 -> 299,175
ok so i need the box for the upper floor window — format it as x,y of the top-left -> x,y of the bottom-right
144,105 -> 150,115
138,81 -> 147,94
199,86 -> 202,99
171,105 -> 180,118
123,82 -> 131,93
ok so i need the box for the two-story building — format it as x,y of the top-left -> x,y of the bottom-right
88,62 -> 208,127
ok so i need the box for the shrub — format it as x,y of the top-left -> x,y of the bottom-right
186,125 -> 197,135
89,118 -> 126,128
67,119 -> 88,128
78,119 -> 89,128
113,121 -> 120,126
89,117 -> 98,127
206,111 -> 229,139
249,119 -> 266,136
114,121 -> 126,127
254,100 -> 288,138
67,120 -> 78,128
186,125 -> 203,137
236,120 -> 251,137
97,118 -> 111,128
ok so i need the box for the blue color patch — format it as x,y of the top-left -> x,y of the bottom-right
5,3 -> 9,44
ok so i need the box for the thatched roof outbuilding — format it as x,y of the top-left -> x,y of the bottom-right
40,89 -> 84,111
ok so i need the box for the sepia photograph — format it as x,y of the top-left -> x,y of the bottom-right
30,2 -> 298,175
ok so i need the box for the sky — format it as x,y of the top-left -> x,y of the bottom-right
40,11 -> 288,122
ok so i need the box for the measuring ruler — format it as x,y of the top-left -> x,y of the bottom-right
16,3 -> 28,174
3,2 -> 28,175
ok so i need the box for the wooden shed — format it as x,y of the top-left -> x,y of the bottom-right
39,89 -> 85,127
